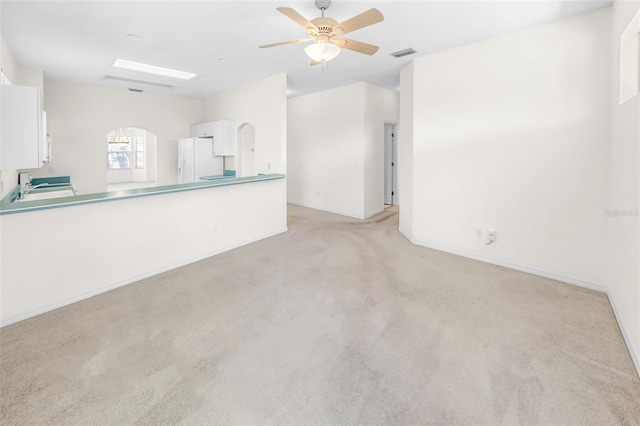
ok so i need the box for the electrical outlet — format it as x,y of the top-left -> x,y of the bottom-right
487,229 -> 497,242
475,228 -> 483,238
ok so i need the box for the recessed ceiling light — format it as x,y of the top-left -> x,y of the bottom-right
112,58 -> 197,80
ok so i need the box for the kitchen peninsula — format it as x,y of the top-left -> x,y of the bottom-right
0,174 -> 287,326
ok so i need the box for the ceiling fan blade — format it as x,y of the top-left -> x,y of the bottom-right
259,38 -> 312,49
334,38 -> 379,56
277,7 -> 318,32
333,8 -> 384,35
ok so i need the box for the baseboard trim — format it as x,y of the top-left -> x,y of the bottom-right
606,292 -> 640,378
363,207 -> 384,219
288,201 -> 365,220
412,238 -> 608,292
1,227 -> 288,328
411,237 -> 639,378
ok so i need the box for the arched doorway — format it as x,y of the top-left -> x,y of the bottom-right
106,127 -> 157,191
236,123 -> 256,178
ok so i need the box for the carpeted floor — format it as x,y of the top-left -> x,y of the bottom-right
1,204 -> 639,425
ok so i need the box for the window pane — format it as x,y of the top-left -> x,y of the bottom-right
135,137 -> 144,169
107,152 -> 130,169
107,135 -> 131,170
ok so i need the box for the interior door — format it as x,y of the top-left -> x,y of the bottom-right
384,123 -> 395,205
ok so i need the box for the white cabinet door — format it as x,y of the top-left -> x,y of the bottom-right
42,111 -> 50,163
215,120 -> 236,156
1,85 -> 43,169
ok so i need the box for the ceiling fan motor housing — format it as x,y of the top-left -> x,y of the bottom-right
315,0 -> 331,11
310,17 -> 339,37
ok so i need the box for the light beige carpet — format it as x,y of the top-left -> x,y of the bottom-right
1,204 -> 639,425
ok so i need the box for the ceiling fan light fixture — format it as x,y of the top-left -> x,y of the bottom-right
304,42 -> 341,62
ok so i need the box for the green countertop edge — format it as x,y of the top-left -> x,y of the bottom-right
0,174 -> 285,216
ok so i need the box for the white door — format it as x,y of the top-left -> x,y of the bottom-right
384,123 -> 396,205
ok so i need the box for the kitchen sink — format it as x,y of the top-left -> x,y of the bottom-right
19,188 -> 76,201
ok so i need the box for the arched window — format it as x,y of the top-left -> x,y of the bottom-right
106,127 -> 157,191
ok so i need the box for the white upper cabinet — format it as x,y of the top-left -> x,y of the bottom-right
190,120 -> 236,156
1,85 -> 45,169
189,122 -> 216,138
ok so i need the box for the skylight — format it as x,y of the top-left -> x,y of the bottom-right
112,59 -> 197,80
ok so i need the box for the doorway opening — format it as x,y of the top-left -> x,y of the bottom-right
106,127 -> 157,191
384,123 -> 397,205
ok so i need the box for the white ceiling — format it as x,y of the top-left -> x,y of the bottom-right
1,0 -> 612,99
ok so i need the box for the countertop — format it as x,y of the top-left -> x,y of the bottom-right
0,174 -> 285,215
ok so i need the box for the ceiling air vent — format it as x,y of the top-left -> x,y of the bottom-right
390,48 -> 416,58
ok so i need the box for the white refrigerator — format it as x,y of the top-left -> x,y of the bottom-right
178,137 -> 224,183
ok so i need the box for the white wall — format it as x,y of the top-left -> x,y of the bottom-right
607,0 -> 640,372
146,133 -> 157,181
398,62 -> 415,239
26,81 -> 202,195
0,33 -> 18,84
202,74 -> 287,175
1,179 -> 287,324
403,8 -> 612,288
16,67 -> 43,92
618,6 -> 640,103
288,83 -> 365,218
107,169 -> 133,184
288,82 -> 398,219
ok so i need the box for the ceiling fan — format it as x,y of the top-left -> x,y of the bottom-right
259,0 -> 384,66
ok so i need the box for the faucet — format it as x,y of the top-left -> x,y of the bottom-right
18,172 -> 32,200
17,173 -> 53,200
26,183 -> 50,191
